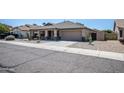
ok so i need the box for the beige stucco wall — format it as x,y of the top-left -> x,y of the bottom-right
81,28 -> 91,40
121,28 -> 124,40
117,28 -> 124,40
13,28 -> 28,38
96,31 -> 105,41
82,28 -> 105,41
114,22 -> 124,40
123,29 -> 124,39
59,28 -> 104,41
115,26 -> 120,40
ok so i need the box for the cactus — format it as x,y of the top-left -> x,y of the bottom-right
89,34 -> 92,45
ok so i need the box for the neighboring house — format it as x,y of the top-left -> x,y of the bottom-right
12,25 -> 29,38
12,24 -> 38,39
29,21 -> 105,41
114,19 -> 124,40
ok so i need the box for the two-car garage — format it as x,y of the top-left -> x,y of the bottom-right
60,29 -> 104,41
61,29 -> 82,41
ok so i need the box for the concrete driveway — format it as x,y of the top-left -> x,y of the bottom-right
16,39 -> 77,47
40,41 -> 77,47
0,43 -> 124,73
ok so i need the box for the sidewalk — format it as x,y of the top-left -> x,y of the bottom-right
0,40 -> 124,61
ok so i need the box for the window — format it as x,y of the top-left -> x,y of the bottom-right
119,30 -> 123,37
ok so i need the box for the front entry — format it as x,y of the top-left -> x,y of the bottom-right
48,31 -> 54,40
91,33 -> 97,40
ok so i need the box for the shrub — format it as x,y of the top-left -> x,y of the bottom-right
5,35 -> 15,41
103,30 -> 117,40
105,32 -> 117,40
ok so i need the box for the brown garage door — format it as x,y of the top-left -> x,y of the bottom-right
61,31 -> 82,41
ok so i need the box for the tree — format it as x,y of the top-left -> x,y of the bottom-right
103,29 -> 113,33
33,24 -> 37,26
103,29 -> 117,40
0,23 -> 10,34
42,22 -> 53,26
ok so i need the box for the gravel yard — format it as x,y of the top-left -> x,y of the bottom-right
69,40 -> 124,53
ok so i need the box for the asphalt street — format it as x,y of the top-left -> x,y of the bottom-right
0,43 -> 124,73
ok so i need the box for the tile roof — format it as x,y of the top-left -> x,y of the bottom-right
115,19 -> 124,28
30,21 -> 85,30
13,21 -> 101,32
18,25 -> 30,31
52,21 -> 84,29
14,25 -> 40,31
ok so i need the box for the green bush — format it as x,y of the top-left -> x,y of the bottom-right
103,30 -> 117,40
5,35 -> 15,41
0,23 -> 10,34
105,32 -> 117,40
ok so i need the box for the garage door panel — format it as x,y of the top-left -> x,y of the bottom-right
61,31 -> 82,41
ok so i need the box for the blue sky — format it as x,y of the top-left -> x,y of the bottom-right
0,19 -> 114,30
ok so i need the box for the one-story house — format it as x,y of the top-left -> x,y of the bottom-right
12,21 -> 105,41
114,19 -> 124,40
12,25 -> 30,38
12,24 -> 38,39
29,21 -> 105,41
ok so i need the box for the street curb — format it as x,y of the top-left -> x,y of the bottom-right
0,40 -> 124,61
